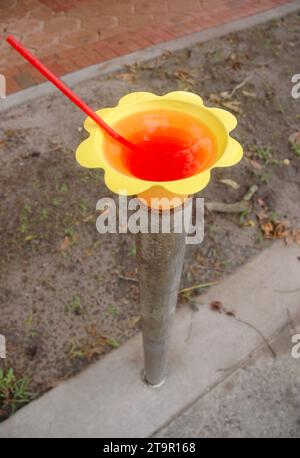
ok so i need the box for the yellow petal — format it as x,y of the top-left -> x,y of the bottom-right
208,107 -> 237,132
164,170 -> 211,195
103,169 -> 151,195
163,91 -> 203,106
215,137 -> 243,168
76,136 -> 102,168
118,92 -> 157,107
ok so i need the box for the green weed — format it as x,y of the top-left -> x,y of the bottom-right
0,368 -> 34,415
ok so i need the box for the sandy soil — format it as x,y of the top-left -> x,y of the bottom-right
0,12 -> 299,420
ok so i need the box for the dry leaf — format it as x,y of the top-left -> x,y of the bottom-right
218,178 -> 240,189
256,198 -> 268,209
291,229 -> 300,245
174,69 -> 196,87
244,220 -> 256,227
260,220 -> 290,240
58,237 -> 70,251
83,214 -> 94,223
256,210 -> 269,223
242,90 -> 256,98
289,132 -> 300,146
129,316 -> 140,328
274,221 -> 290,239
4,129 -> 15,137
84,248 -> 93,258
226,53 -> 242,70
115,72 -> 136,83
249,159 -> 263,170
210,301 -> 223,313
220,91 -> 230,99
221,100 -> 241,114
261,221 -> 274,237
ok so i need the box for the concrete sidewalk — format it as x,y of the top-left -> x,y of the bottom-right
154,326 -> 300,438
0,241 -> 299,438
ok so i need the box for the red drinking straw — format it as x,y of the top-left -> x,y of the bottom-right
6,35 -> 138,152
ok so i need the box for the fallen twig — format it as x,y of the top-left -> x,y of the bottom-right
118,275 -> 138,283
185,309 -> 196,343
197,265 -> 232,273
211,302 -> 276,358
286,309 -> 296,334
205,185 -> 258,213
217,361 -> 246,373
179,281 -> 216,294
205,200 -> 251,213
234,317 -> 276,358
243,185 -> 258,201
274,287 -> 300,293
229,74 -> 253,98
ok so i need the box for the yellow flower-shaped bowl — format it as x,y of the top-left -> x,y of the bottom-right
76,91 -> 243,208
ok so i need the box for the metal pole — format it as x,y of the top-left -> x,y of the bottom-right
136,199 -> 191,386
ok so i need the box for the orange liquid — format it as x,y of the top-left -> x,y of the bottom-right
103,109 -> 218,182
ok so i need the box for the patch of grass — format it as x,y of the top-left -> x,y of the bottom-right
259,172 -> 270,184
0,368 -> 34,416
79,200 -> 88,212
60,250 -> 70,259
23,204 -> 31,213
239,209 -> 250,226
24,310 -> 37,338
252,170 -> 270,184
64,226 -> 75,238
67,295 -> 82,315
68,341 -> 85,359
19,222 -> 28,233
51,197 -> 62,207
106,304 -> 118,316
129,244 -> 136,256
270,210 -> 279,223
93,170 -> 103,181
207,224 -> 217,234
59,183 -> 68,193
106,337 -> 120,348
292,143 -> 300,158
221,259 -> 231,269
255,231 -> 264,245
41,209 -> 49,220
255,145 -> 272,164
18,205 -> 32,234
79,170 -> 95,183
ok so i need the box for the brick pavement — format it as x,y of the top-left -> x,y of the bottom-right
0,0 -> 293,94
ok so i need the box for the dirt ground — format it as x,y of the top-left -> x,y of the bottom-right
0,13 -> 300,420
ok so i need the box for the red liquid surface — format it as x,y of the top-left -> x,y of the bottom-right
103,109 -> 218,182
